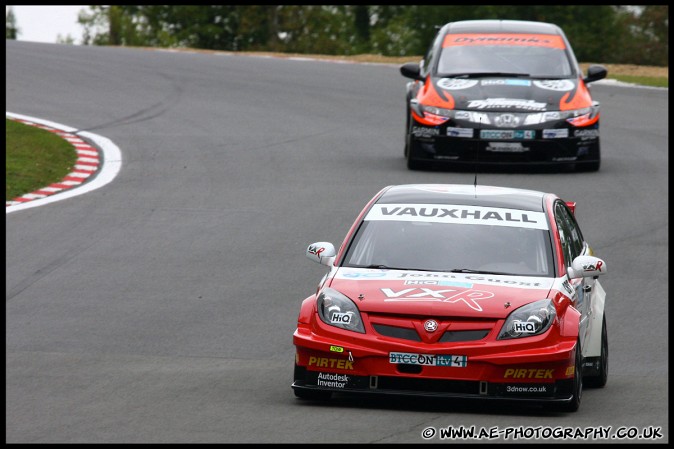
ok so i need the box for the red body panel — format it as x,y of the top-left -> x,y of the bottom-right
295,269 -> 577,387
292,184 -> 599,407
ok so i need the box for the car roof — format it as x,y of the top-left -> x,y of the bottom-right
443,19 -> 563,36
376,184 -> 548,212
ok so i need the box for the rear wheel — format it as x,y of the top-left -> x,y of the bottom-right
584,315 -> 608,388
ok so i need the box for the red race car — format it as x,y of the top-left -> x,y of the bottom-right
292,184 -> 608,412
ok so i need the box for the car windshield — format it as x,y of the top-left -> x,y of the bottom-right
342,219 -> 554,277
437,41 -> 573,79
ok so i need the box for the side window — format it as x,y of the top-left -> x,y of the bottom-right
561,205 -> 584,258
555,202 -> 584,267
555,203 -> 574,267
421,44 -> 432,74
422,29 -> 443,76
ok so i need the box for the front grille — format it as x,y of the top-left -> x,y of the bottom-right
372,323 -> 490,343
439,330 -> 489,342
373,324 -> 421,341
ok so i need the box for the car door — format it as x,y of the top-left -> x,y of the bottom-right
554,201 -> 593,349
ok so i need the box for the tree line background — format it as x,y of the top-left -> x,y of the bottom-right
6,5 -> 669,66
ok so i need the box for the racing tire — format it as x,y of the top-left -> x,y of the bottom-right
576,160 -> 600,172
406,134 -> 427,170
293,388 -> 332,401
576,145 -> 601,172
584,315 -> 608,388
555,339 -> 583,412
404,105 -> 411,157
404,107 -> 428,170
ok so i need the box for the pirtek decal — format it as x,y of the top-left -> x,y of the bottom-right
503,368 -> 554,379
308,356 -> 354,370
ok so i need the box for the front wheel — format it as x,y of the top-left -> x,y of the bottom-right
404,105 -> 411,157
576,160 -> 600,172
406,134 -> 427,170
576,144 -> 601,172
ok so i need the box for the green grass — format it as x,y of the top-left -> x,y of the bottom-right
612,75 -> 668,88
5,119 -> 77,201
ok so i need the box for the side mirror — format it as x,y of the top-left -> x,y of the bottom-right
567,255 -> 607,279
584,65 -> 607,84
400,62 -> 423,81
306,242 -> 336,266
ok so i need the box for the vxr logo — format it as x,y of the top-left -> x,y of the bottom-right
381,287 -> 494,312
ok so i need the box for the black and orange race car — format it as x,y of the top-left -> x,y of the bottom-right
292,184 -> 608,412
400,20 -> 606,171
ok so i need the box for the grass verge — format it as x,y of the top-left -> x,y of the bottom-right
5,119 -> 76,201
610,75 -> 668,88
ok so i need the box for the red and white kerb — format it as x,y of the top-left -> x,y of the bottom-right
6,119 -> 101,207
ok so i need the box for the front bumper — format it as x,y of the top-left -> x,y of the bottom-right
292,365 -> 574,404
292,322 -> 577,404
408,121 -> 600,167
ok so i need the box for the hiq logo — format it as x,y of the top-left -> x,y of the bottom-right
404,280 -> 439,285
331,313 -> 351,324
513,321 -> 536,333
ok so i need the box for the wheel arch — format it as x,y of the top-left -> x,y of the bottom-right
583,279 -> 606,358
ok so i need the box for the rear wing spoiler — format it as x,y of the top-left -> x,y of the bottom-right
566,201 -> 577,215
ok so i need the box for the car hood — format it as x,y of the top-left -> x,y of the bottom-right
329,268 -> 553,319
421,75 -> 592,112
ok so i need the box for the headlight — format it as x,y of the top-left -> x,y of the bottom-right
316,288 -> 365,333
497,299 -> 556,340
452,110 -> 490,124
563,107 -> 599,127
419,105 -> 491,124
421,104 -> 454,118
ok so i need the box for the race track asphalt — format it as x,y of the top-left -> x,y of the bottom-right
6,41 -> 668,443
